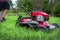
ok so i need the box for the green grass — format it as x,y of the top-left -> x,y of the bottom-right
0,15 -> 60,40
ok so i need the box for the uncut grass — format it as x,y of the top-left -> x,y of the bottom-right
0,13 -> 60,40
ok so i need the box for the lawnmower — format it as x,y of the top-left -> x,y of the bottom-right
14,9 -> 58,31
12,7 -> 58,31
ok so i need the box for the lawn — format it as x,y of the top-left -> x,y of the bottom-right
0,13 -> 60,40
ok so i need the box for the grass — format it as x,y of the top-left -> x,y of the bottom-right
0,13 -> 60,40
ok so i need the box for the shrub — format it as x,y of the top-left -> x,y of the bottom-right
52,2 -> 60,17
42,5 -> 51,14
42,0 -> 51,14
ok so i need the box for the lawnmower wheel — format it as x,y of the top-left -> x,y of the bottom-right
41,27 -> 49,31
49,23 -> 59,30
51,23 -> 59,28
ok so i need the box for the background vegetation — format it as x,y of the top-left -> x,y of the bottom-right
9,0 -> 60,16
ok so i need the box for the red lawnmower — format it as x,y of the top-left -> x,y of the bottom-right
15,10 -> 59,31
11,0 -> 59,32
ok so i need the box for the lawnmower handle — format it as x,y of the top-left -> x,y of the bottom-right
12,7 -> 22,17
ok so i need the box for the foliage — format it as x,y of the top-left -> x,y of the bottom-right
17,0 -> 33,12
52,2 -> 60,17
8,0 -> 12,6
42,0 -> 51,14
8,0 -> 60,16
17,0 -> 51,14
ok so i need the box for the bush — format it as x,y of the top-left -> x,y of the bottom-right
42,5 -> 51,14
42,0 -> 51,14
52,2 -> 60,17
17,0 -> 33,12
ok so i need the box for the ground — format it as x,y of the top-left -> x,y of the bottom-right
0,14 -> 60,40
